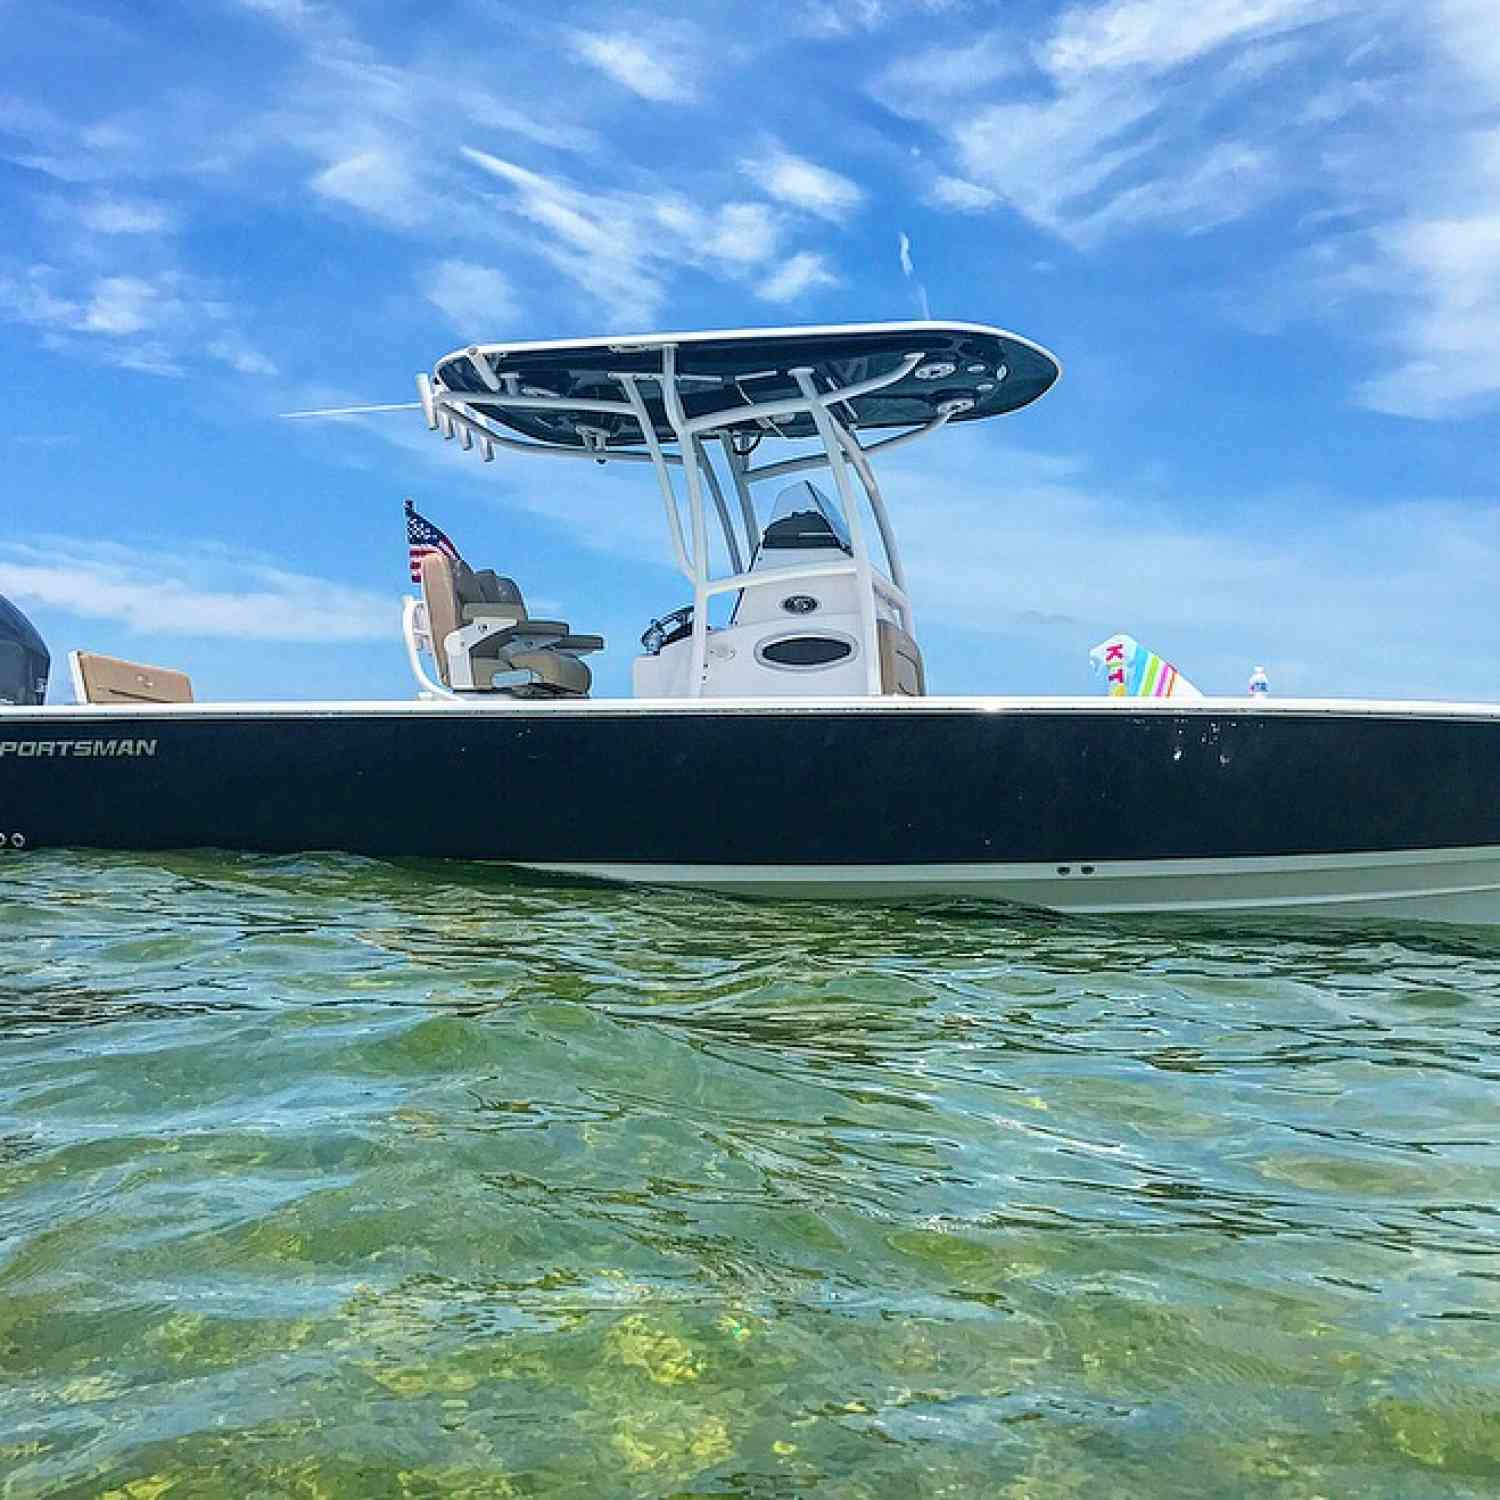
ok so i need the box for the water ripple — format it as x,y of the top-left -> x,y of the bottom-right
2,851 -> 1500,1496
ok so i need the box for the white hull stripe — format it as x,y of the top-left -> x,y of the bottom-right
516,846 -> 1500,922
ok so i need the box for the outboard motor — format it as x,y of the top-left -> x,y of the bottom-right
0,594 -> 49,705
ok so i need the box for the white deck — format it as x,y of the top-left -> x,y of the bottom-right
5,694 -> 1500,722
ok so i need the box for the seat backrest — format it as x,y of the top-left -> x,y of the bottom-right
419,552 -> 464,686
877,620 -> 926,697
464,568 -> 526,613
70,650 -> 193,705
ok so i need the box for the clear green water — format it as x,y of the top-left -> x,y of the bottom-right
2,852 -> 1499,1498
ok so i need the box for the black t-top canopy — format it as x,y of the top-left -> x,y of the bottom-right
431,320 -> 1060,450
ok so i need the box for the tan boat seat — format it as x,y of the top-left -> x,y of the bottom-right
419,552 -> 602,695
877,620 -> 926,697
69,650 -> 194,705
479,649 -> 592,696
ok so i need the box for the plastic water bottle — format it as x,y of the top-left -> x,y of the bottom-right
1248,665 -> 1270,697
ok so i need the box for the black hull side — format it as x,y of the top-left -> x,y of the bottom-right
2,706 -> 1498,865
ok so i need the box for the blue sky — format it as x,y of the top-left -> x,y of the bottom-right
2,0 -> 1498,702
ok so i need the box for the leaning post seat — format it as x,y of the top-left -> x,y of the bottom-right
69,650 -> 194,705
417,552 -> 602,696
877,620 -> 926,697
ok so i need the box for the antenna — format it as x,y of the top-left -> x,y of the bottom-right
898,232 -> 932,321
279,402 -> 423,419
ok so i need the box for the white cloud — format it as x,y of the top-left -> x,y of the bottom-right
309,149 -> 426,229
74,195 -> 176,235
461,149 -> 787,324
462,150 -> 664,323
869,0 -> 1500,418
0,540 -> 392,643
1240,127 -> 1500,419
1351,207 -> 1500,418
0,266 -> 78,328
875,1 -> 1368,248
879,432 -> 1500,698
0,265 -> 275,380
0,5 -> 843,371
1071,139 -> 1277,242
753,149 -> 865,221
756,251 -> 839,303
871,32 -> 1026,100
423,259 -> 518,334
796,0 -> 960,38
1040,0 -> 1328,77
1428,0 -> 1500,90
569,31 -> 698,103
704,202 -> 780,265
232,0 -> 329,32
83,276 -> 159,335
206,337 -> 279,377
946,78 -> 1164,244
926,175 -> 999,213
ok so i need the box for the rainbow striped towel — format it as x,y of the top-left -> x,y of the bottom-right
1089,634 -> 1202,699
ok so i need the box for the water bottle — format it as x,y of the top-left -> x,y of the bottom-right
1248,665 -> 1269,697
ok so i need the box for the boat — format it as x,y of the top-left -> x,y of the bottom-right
0,594 -> 49,710
3,319 -> 1499,923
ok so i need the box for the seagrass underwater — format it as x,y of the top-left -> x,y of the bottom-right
2,849 -> 1499,1495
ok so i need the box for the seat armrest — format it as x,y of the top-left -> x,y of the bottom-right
491,625 -> 570,663
552,634 -> 605,655
461,603 -> 525,623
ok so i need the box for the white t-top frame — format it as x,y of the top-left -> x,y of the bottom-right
415,330 -> 964,697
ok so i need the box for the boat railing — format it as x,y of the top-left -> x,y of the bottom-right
401,596 -> 460,701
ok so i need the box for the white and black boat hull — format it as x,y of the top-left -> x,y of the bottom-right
2,698 -> 1498,924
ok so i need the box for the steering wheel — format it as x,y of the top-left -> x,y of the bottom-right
640,605 -> 694,654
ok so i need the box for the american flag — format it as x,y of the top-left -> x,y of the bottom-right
405,498 -> 461,584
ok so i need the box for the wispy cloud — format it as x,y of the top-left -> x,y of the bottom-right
925,175 -> 999,213
0,265 -> 275,378
1239,127 -> 1500,419
460,148 -> 793,324
2,2 -> 857,377
1351,206 -> 1500,419
874,0 -> 1358,247
422,258 -> 518,334
752,148 -> 865,221
83,275 -> 160,335
702,202 -> 780,264
796,0 -> 960,39
568,30 -> 698,103
206,336 -> 279,377
309,149 -> 427,229
756,251 -> 839,303
0,540 -> 391,643
871,30 -> 1024,97
877,0 -> 1500,418
880,432 -> 1500,698
56,194 -> 177,235
1040,0 -> 1329,76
